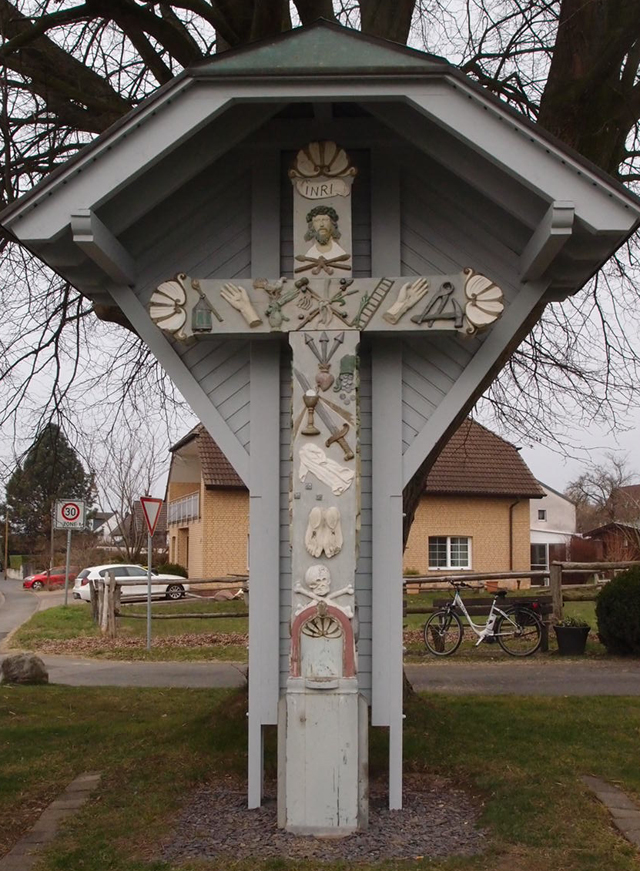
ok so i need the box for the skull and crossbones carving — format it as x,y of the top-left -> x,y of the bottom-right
294,564 -> 354,619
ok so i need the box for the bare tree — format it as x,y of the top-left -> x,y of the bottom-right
1,1 -> 640,546
93,431 -> 168,562
566,454 -> 640,531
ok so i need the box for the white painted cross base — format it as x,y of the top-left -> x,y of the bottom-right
283,329 -> 365,833
279,681 -> 368,835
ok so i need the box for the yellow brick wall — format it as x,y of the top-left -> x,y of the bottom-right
186,518 -> 204,578
201,488 -> 249,577
403,496 -> 531,575
167,481 -> 200,501
167,481 -> 202,575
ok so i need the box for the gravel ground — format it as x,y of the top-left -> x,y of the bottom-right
161,775 -> 486,864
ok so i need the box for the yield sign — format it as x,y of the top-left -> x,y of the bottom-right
140,497 -> 163,536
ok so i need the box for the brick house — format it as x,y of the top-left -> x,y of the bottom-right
402,420 -> 544,575
168,420 -> 543,579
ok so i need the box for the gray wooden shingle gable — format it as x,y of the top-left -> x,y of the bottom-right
2,20 -> 640,812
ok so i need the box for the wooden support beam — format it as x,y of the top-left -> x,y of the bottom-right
248,341 -> 281,808
71,210 -> 136,285
402,280 -> 549,487
372,341 -> 404,810
519,201 -> 574,281
108,284 -> 251,485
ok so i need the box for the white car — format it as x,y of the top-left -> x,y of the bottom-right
73,564 -> 189,602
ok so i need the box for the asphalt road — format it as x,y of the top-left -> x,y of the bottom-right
2,576 -> 640,694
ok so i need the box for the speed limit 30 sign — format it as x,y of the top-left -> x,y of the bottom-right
55,500 -> 86,529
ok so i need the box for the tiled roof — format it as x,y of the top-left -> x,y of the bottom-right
585,521 -> 640,536
424,420 -> 544,498
171,419 -> 542,497
195,427 -> 245,489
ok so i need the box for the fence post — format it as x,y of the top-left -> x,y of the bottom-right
550,563 -> 563,622
97,581 -> 106,631
107,572 -> 117,638
89,580 -> 99,624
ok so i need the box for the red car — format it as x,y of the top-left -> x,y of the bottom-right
23,567 -> 78,591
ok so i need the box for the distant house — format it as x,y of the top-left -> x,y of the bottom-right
90,511 -> 115,534
94,502 -> 167,557
529,483 -> 577,570
166,427 -> 248,578
402,420 -> 544,576
579,484 -> 640,565
167,420 -> 545,579
584,522 -> 640,562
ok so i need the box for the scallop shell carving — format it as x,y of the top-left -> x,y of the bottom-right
149,276 -> 188,338
464,269 -> 505,333
301,615 -> 343,639
290,141 -> 355,179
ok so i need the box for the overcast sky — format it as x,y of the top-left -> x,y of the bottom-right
516,411 -> 640,491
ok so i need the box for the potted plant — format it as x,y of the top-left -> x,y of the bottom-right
554,616 -> 591,656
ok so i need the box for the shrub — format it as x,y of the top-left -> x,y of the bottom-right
155,562 -> 188,578
596,567 -> 640,655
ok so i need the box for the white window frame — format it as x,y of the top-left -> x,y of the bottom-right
428,535 -> 472,570
531,542 -> 549,570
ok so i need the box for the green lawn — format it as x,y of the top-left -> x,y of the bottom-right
1,686 -> 640,870
10,598 -> 249,662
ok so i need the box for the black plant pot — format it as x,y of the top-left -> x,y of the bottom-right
554,625 -> 590,656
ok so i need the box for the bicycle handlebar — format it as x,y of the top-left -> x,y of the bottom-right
449,580 -> 473,589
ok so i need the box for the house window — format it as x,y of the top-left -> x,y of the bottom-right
531,543 -> 548,570
429,536 -> 471,570
538,509 -> 547,521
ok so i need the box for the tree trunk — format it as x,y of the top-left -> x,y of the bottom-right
538,0 -> 640,176
359,0 -> 416,45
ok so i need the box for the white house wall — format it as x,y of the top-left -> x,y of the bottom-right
531,485 -> 577,536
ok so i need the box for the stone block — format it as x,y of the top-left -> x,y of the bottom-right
1,654 -> 48,685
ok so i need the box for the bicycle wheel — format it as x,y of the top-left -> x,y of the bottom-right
495,607 -> 542,656
423,609 -> 463,656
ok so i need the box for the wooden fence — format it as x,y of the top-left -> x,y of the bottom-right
404,561 -> 640,622
90,561 -> 640,639
88,574 -> 248,637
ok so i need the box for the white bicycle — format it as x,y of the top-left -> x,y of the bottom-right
423,581 -> 543,657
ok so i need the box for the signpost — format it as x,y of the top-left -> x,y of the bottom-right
54,500 -> 86,605
140,497 -> 163,651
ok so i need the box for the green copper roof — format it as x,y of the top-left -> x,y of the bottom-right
190,20 -> 450,78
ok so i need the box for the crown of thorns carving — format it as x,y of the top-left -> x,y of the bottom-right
305,205 -> 340,225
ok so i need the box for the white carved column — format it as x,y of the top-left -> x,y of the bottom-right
282,328 -> 367,834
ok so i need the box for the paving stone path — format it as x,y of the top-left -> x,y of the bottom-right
0,772 -> 101,871
582,775 -> 640,848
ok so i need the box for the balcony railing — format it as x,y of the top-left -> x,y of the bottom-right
168,492 -> 200,525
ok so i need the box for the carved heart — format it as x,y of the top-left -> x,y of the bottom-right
316,370 -> 335,391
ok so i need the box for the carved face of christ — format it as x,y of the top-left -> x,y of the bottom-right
311,213 -> 334,245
